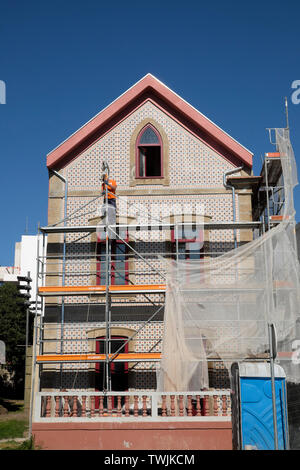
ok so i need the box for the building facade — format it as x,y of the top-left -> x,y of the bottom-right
39,74 -> 258,396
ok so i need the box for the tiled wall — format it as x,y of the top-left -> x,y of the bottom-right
46,100 -> 240,390
65,101 -> 236,190
47,321 -> 163,390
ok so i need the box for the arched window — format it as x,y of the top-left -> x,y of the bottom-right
136,124 -> 163,178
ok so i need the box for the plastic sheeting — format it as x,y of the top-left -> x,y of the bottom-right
157,128 -> 300,393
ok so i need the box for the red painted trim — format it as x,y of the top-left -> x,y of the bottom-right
48,96 -> 249,172
47,75 -> 253,170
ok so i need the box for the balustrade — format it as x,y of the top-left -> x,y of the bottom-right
36,391 -> 231,421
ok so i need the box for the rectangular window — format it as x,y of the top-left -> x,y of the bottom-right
138,146 -> 162,177
172,227 -> 204,260
114,242 -> 127,285
96,238 -> 129,286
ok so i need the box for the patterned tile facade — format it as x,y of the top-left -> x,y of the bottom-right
66,101 -> 237,190
46,99 -> 243,391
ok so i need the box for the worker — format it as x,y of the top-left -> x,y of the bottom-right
101,174 -> 117,229
102,174 -> 117,208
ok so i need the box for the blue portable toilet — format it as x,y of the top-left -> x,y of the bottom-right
231,362 -> 289,450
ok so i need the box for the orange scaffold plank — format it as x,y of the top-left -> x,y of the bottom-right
38,284 -> 166,296
270,215 -> 289,221
265,152 -> 281,158
36,352 -> 161,363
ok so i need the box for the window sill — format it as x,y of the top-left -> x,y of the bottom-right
130,177 -> 169,187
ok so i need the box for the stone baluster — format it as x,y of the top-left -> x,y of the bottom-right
204,394 -> 210,416
99,396 -> 104,417
55,396 -> 60,417
117,396 -> 122,417
133,396 -> 139,417
187,395 -> 193,417
213,395 -> 218,416
161,395 -> 167,417
81,396 -> 86,417
196,395 -> 201,416
125,395 -> 130,417
170,395 -> 175,417
72,396 -> 78,417
63,396 -> 69,417
108,396 -> 112,415
179,395 -> 184,417
222,395 -> 227,416
142,396 -> 147,417
90,396 -> 95,417
46,396 -> 52,418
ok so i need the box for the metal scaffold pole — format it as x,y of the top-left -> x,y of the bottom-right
265,156 -> 271,232
103,163 -> 112,392
268,323 -> 279,450
29,223 -> 41,438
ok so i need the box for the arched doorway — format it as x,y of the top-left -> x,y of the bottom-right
87,327 -> 137,407
95,335 -> 129,394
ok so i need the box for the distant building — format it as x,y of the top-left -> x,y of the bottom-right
0,235 -> 46,413
14,235 -> 46,300
0,234 -> 46,313
14,234 -> 47,301
0,265 -> 20,285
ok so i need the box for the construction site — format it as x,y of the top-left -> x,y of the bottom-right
27,75 -> 300,450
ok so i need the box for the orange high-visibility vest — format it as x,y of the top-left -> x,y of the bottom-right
102,178 -> 117,199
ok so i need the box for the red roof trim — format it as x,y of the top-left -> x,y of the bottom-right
47,74 -> 253,169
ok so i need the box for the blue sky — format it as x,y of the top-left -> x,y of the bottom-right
0,0 -> 299,266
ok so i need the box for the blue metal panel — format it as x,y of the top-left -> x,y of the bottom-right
240,377 -> 288,450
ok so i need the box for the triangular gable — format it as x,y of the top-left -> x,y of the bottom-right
47,73 -> 253,169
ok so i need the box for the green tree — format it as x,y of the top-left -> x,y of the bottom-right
0,283 -> 28,397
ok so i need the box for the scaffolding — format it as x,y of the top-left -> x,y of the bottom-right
254,127 -> 287,231
32,206 -> 280,383
35,221 -> 269,357
155,127 -> 299,450
29,127 -> 299,450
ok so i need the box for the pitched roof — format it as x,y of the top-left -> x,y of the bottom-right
47,73 -> 253,169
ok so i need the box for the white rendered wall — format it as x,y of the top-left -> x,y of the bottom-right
14,235 -> 47,301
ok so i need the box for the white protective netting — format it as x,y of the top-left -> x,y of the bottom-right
157,128 -> 300,392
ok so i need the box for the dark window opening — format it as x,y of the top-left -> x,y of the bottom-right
95,336 -> 129,406
138,146 -> 161,177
